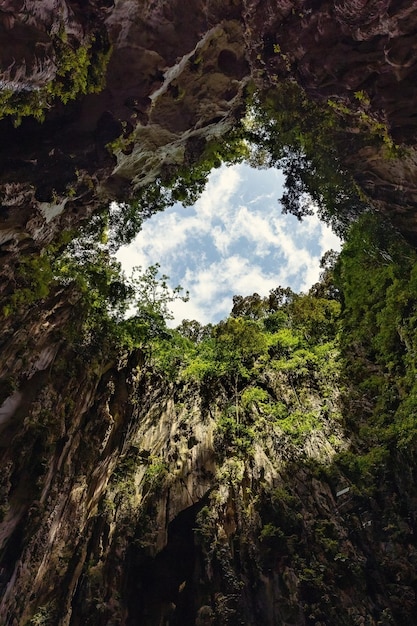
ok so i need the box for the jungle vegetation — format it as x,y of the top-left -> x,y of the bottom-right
0,30 -> 111,126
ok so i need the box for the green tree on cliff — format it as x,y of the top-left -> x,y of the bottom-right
212,317 -> 268,421
244,81 -> 370,235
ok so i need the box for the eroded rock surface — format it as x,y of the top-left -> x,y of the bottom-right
2,0 -> 417,263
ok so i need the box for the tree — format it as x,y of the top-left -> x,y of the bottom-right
212,317 -> 268,422
231,293 -> 266,320
176,319 -> 212,343
245,81 -> 371,236
288,294 -> 341,344
108,181 -> 175,249
123,264 -> 189,349
309,250 -> 340,300
54,223 -> 188,354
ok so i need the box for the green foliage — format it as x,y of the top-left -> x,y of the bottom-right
176,318 -> 213,342
231,286 -> 295,320
212,317 -> 268,376
143,456 -> 169,491
272,350 -> 313,379
215,411 -> 255,457
0,89 -> 47,125
271,485 -> 297,507
231,292 -> 266,320
111,446 -> 141,483
288,294 -> 341,343
132,264 -> 188,319
277,410 -> 323,443
180,338 -> 217,381
175,280 -> 342,456
240,386 -> 269,410
245,81 -> 371,235
181,317 -> 269,387
259,522 -> 282,541
337,446 -> 389,486
46,34 -> 111,104
29,603 -> 56,626
328,95 -> 402,158
2,253 -> 54,315
49,214 -> 189,353
1,218 -> 187,362
1,230 -> 75,317
333,212 -> 417,484
268,328 -> 300,356
195,504 -> 217,548
0,32 -> 111,125
150,330 -> 195,379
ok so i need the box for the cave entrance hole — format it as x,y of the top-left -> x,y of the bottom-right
125,498 -> 209,626
116,163 -> 341,326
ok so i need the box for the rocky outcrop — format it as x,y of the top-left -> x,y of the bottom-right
0,0 -> 251,288
2,324 -> 415,624
243,0 -> 417,242
2,0 -> 417,266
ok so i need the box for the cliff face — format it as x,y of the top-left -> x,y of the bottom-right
2,303 -> 417,625
2,1 -> 417,625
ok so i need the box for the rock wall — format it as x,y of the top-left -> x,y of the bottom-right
2,322 -> 416,624
0,0 -> 251,288
0,289 -> 134,624
2,0 -> 417,265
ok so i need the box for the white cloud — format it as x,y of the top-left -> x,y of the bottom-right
117,165 -> 242,271
116,240 -> 149,276
318,221 -> 342,255
211,224 -> 232,256
116,163 -> 342,326
196,165 -> 241,219
167,255 -> 284,325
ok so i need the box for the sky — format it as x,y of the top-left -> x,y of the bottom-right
116,163 -> 341,326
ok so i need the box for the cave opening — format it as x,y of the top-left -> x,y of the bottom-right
116,162 -> 341,326
125,499 -> 209,626
109,79 -> 371,327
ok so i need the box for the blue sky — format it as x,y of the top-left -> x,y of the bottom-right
116,163 -> 341,325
